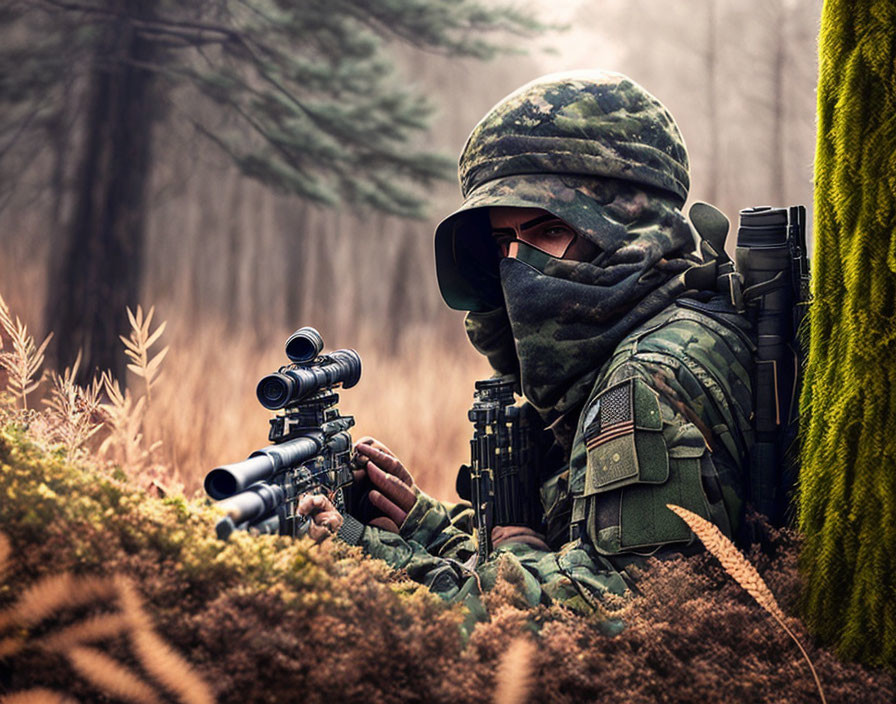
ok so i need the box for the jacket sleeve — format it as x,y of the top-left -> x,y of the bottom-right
347,492 -> 632,619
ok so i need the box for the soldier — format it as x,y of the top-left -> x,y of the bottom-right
299,70 -> 754,617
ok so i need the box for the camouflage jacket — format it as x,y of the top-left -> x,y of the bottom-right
348,294 -> 754,617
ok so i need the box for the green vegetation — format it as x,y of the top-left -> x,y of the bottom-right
798,0 -> 896,667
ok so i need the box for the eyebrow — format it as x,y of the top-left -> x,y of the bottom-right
491,214 -> 561,235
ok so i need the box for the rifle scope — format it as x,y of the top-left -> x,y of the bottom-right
204,433 -> 324,499
285,326 -> 324,363
255,349 -> 361,410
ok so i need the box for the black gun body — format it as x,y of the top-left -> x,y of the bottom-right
466,376 -> 542,565
204,327 -> 361,541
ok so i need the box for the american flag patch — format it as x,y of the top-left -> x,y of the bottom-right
586,419 -> 635,450
584,380 -> 635,450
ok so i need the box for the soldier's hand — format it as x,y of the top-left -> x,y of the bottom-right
353,438 -> 417,531
297,494 -> 343,543
492,525 -> 550,551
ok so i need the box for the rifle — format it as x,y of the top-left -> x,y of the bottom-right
456,376 -> 543,565
204,327 -> 361,540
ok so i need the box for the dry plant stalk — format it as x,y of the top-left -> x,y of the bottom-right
493,636 -> 536,704
42,351 -> 104,460
0,292 -> 52,411
120,305 -> 168,404
0,532 -> 9,581
0,533 -> 214,704
67,646 -> 163,704
667,504 -> 827,704
98,371 -> 161,473
0,689 -> 78,704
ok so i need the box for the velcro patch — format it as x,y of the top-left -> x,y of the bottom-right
584,382 -> 634,452
583,377 -> 669,495
584,380 -> 638,490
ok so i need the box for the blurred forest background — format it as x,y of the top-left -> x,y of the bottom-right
0,0 -> 822,499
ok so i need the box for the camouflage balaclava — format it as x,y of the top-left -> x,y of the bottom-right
434,70 -> 699,425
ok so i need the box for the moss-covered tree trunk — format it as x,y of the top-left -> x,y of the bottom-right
799,0 -> 896,667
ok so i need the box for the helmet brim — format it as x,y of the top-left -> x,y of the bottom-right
435,173 -> 641,311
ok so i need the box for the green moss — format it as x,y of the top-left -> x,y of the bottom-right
799,0 -> 896,669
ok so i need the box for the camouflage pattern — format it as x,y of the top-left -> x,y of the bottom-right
437,72 -> 700,415
567,296 -> 755,555
435,71 -> 693,314
459,70 -> 689,203
346,72 -> 753,622
352,296 -> 754,619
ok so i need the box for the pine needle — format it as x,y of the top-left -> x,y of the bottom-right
667,504 -> 826,704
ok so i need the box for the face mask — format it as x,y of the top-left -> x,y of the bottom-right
499,242 -> 689,414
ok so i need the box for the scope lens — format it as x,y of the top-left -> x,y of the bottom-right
285,327 -> 324,363
256,372 -> 294,410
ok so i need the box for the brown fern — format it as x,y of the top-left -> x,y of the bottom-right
0,534 -> 213,703
42,351 -> 104,460
98,371 -> 161,474
120,305 -> 168,404
667,504 -> 826,704
118,578 -> 215,704
0,532 -> 9,581
0,292 -> 52,411
67,646 -> 163,704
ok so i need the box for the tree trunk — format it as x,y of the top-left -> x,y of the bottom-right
46,7 -> 159,382
799,0 -> 896,668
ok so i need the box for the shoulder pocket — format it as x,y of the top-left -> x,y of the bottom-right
575,379 -> 712,555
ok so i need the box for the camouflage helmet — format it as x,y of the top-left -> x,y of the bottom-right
435,70 -> 691,311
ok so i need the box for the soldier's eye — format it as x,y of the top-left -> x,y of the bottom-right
542,225 -> 574,239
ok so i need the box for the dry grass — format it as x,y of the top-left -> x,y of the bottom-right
0,292 -> 52,412
1,287 -> 487,500
668,504 -> 827,704
139,315 -> 488,500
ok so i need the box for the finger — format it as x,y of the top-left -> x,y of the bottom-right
308,510 -> 342,542
369,516 -> 400,534
368,489 -> 407,527
298,493 -> 335,517
352,468 -> 367,484
354,436 -> 396,457
313,510 -> 342,530
357,444 -> 414,487
367,462 -> 416,512
307,521 -> 331,543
